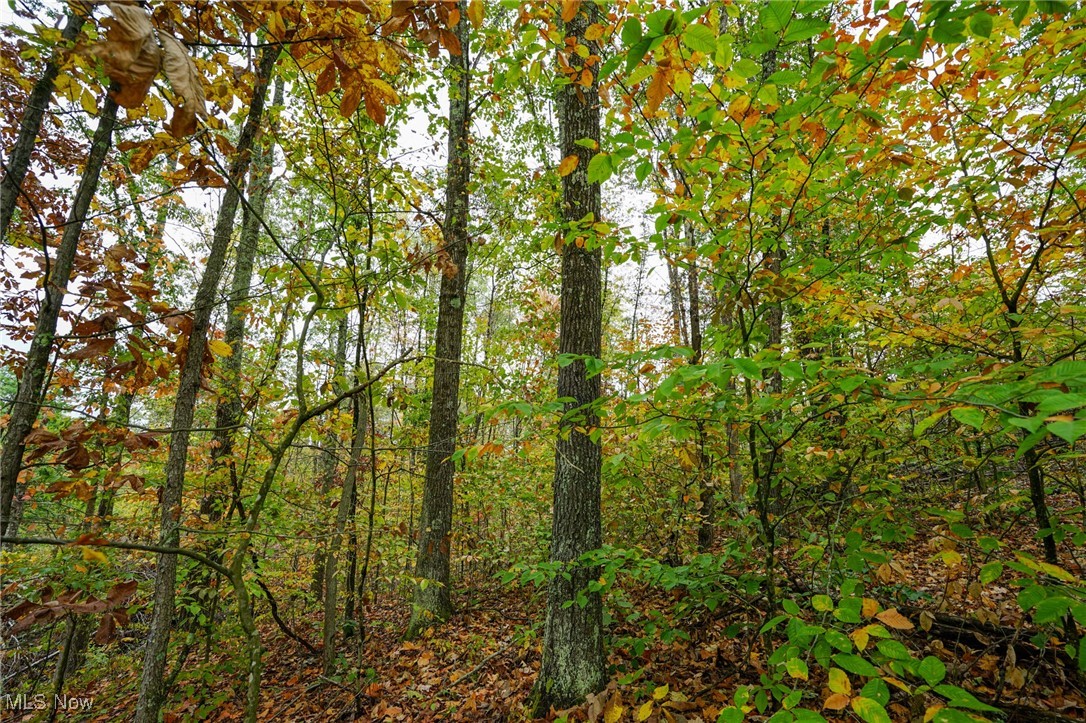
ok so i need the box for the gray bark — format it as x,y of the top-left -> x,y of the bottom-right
0,94 -> 118,538
133,46 -> 277,723
406,0 -> 472,640
0,8 -> 86,238
532,1 -> 606,712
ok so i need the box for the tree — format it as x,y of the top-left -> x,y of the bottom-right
407,0 -> 473,640
133,45 -> 278,723
532,0 -> 607,713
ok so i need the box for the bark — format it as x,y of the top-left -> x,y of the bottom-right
313,317 -> 349,598
406,0 -> 472,640
532,1 -> 606,712
322,391 -> 369,674
687,226 -> 714,552
133,46 -> 277,723
202,75 -> 283,520
666,254 -> 688,345
0,93 -> 118,539
0,7 -> 86,239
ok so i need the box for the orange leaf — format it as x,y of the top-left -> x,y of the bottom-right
558,154 -> 579,176
823,693 -> 850,711
447,7 -> 460,27
340,80 -> 363,118
862,597 -> 879,618
646,69 -> 669,114
875,608 -> 915,630
561,0 -> 581,23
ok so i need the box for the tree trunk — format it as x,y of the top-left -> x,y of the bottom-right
322,392 -> 369,674
0,7 -> 86,239
133,46 -> 277,723
532,1 -> 606,713
313,317 -> 349,598
0,93 -> 118,539
687,225 -> 714,552
202,75 -> 282,521
406,0 -> 472,640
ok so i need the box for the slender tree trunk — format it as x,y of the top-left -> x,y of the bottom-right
666,254 -> 688,345
323,392 -> 369,674
0,94 -> 118,539
202,75 -> 282,520
133,47 -> 277,723
406,0 -> 472,640
0,7 -> 86,239
313,317 -> 349,598
686,225 -> 715,552
532,1 -> 606,712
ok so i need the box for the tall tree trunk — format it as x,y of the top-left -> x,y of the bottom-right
313,317 -> 349,598
322,389 -> 368,674
0,7 -> 86,239
0,93 -> 118,539
687,226 -> 714,552
133,46 -> 277,723
532,1 -> 606,712
666,254 -> 688,345
202,75 -> 283,520
406,0 -> 472,640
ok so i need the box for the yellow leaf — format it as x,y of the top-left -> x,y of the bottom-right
585,23 -> 604,41
851,626 -> 870,651
823,692 -> 850,711
828,667 -> 850,695
603,699 -> 623,723
653,684 -> 669,701
80,90 -> 98,116
637,700 -> 653,721
875,608 -> 914,630
82,546 -> 109,564
920,610 -> 934,632
467,0 -> 484,29
558,154 -> 579,176
862,597 -> 879,618
208,339 -> 233,357
924,704 -> 945,722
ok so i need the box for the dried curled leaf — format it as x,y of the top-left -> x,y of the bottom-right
92,2 -> 161,108
159,34 -> 208,138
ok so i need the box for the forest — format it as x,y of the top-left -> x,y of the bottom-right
1,0 -> 1085,721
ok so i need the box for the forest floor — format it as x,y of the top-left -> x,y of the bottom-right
46,491 -> 1086,722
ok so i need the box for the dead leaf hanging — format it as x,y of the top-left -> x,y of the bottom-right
160,34 -> 209,138
92,2 -> 161,108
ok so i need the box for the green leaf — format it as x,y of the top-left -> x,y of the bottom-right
731,358 -> 762,380
734,58 -> 762,78
979,561 -> 1002,584
812,594 -> 834,612
785,657 -> 809,680
1047,419 -> 1086,444
914,409 -> 947,437
969,11 -> 993,38
783,18 -> 829,42
586,154 -> 613,184
626,37 -> 653,72
682,23 -> 716,54
621,18 -> 643,46
917,655 -> 946,685
832,653 -> 880,677
934,684 -> 1001,712
1033,596 -> 1072,625
950,406 -> 984,429
851,697 -> 892,723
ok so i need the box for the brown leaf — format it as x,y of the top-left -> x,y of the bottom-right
160,34 -> 207,138
823,693 -> 851,711
364,91 -> 387,125
93,3 -> 161,108
315,61 -> 337,96
875,608 -> 915,630
94,612 -> 117,644
68,337 -> 116,360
